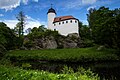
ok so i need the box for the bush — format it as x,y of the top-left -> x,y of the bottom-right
0,44 -> 6,59
0,22 -> 18,50
24,40 -> 33,49
0,65 -> 100,80
82,39 -> 94,47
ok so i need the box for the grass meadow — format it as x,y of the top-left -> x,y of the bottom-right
0,47 -> 119,80
7,47 -> 119,62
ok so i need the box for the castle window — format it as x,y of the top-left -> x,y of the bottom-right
75,20 -> 77,23
62,22 -> 64,24
66,21 -> 68,23
59,22 -> 61,25
70,20 -> 72,23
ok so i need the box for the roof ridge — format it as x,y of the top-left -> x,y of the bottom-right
55,15 -> 73,18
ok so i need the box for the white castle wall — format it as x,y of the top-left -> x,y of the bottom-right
53,19 -> 79,36
47,11 -> 79,36
47,13 -> 56,30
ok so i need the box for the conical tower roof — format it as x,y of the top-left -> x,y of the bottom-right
47,8 -> 56,14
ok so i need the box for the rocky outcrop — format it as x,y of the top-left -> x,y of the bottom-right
42,36 -> 58,49
24,33 -> 82,50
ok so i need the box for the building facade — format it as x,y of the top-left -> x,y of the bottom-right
47,7 -> 79,36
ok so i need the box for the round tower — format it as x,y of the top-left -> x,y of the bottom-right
47,7 -> 56,30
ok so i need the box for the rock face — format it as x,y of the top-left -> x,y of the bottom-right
24,33 -> 81,50
42,36 -> 58,49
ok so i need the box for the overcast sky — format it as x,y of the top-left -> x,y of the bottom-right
0,0 -> 120,30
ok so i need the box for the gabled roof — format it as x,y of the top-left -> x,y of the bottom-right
53,15 -> 78,23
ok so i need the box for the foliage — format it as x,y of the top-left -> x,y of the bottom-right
87,6 -> 120,49
79,23 -> 91,40
0,45 -> 6,59
29,27 -> 59,37
27,27 -> 60,40
6,47 -> 119,63
79,23 -> 94,47
31,25 -> 47,33
0,65 -> 100,80
82,39 -> 94,47
24,26 -> 60,49
24,40 -> 33,49
0,22 -> 17,50
13,11 -> 26,47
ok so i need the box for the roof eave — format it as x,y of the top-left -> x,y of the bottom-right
53,18 -> 79,23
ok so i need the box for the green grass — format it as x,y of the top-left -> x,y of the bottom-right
1,47 -> 117,80
6,47 -> 119,62
0,65 -> 100,80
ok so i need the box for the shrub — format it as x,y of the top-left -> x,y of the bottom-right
82,39 -> 95,47
0,65 -> 100,80
0,44 -> 6,59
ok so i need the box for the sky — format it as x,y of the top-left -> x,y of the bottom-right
0,0 -> 120,31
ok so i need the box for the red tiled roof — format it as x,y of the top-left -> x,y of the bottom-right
53,15 -> 77,23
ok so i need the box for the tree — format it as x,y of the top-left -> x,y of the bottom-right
31,25 -> 47,33
0,22 -> 17,50
87,6 -> 120,49
25,28 -> 32,34
16,11 -> 26,37
14,11 -> 26,47
79,22 -> 93,47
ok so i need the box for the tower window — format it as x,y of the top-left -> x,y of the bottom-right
62,22 -> 64,24
70,20 -> 72,23
66,21 -> 68,23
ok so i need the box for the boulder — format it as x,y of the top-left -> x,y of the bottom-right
63,42 -> 78,48
24,33 -> 82,49
58,33 -> 81,48
67,33 -> 79,38
42,36 -> 58,49
97,45 -> 105,51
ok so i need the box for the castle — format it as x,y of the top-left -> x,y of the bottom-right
47,7 -> 79,36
